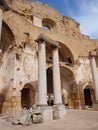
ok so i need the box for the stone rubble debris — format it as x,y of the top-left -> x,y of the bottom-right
12,107 -> 42,126
0,106 -> 43,126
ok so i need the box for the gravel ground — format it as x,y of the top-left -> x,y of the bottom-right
0,109 -> 98,130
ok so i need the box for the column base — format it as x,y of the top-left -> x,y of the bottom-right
33,105 -> 53,123
52,104 -> 67,120
93,102 -> 98,111
33,104 -> 67,122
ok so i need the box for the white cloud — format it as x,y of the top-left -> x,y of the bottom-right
76,14 -> 98,39
64,0 -> 98,39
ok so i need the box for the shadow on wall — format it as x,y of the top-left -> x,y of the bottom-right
0,86 -> 9,113
0,94 -> 5,113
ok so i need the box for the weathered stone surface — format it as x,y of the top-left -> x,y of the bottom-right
53,105 -> 66,120
33,114 -> 42,124
0,0 -> 98,119
33,106 -> 53,122
93,103 -> 98,111
41,106 -> 53,122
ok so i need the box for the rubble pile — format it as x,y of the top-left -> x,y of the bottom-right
0,106 -> 43,126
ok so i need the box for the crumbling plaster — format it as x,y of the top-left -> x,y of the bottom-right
0,0 -> 98,115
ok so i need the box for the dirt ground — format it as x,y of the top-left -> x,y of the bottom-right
0,109 -> 98,130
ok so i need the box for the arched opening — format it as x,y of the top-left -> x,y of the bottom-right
46,41 -> 75,108
47,67 -> 54,106
46,42 -> 75,66
42,18 -> 57,31
60,67 -> 75,107
84,87 -> 92,107
58,42 -> 75,65
47,66 -> 75,107
43,25 -> 50,31
1,22 -> 15,51
47,67 -> 53,95
21,83 -> 36,109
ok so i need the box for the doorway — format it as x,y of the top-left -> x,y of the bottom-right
21,88 -> 31,109
84,88 -> 92,106
21,84 -> 36,109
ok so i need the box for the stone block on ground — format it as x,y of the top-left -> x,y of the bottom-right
34,106 -> 53,122
52,104 -> 66,120
42,106 -> 53,122
32,113 -> 42,124
93,103 -> 98,111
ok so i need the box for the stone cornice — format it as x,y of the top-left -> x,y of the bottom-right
35,34 -> 60,49
89,50 -> 98,57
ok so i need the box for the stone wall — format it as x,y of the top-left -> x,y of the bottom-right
0,0 -> 98,115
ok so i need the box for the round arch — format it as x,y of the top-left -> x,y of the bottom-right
1,21 -> 15,51
83,84 -> 95,107
47,66 -> 75,106
46,42 -> 75,66
60,66 -> 76,105
83,83 -> 93,90
58,42 -> 75,65
21,83 -> 37,109
42,18 -> 57,31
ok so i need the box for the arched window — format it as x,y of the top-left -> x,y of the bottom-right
42,18 -> 56,31
43,25 -> 50,30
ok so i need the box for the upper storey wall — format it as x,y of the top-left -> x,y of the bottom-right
30,2 -> 82,38
4,0 -> 89,39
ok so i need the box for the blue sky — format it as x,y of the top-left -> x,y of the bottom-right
30,0 -> 98,39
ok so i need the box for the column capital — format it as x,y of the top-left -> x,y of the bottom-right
52,46 -> 59,50
38,40 -> 46,45
89,50 -> 98,58
35,34 -> 60,49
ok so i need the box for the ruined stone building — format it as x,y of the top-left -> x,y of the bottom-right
0,0 -> 98,119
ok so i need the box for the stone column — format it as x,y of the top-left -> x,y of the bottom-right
0,6 -> 3,41
53,47 -> 62,104
36,34 -> 66,121
38,42 -> 47,105
90,56 -> 98,102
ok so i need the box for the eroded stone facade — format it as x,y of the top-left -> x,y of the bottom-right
0,0 -> 98,118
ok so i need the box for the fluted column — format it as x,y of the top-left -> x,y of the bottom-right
0,6 -> 3,41
90,56 -> 98,102
38,42 -> 47,105
53,47 -> 62,104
